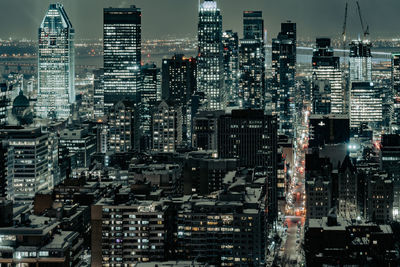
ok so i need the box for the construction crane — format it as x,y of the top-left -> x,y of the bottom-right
342,2 -> 348,55
356,1 -> 369,38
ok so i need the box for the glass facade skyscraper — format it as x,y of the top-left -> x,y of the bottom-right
36,3 -> 75,120
312,38 -> 343,114
197,0 -> 225,110
103,6 -> 141,104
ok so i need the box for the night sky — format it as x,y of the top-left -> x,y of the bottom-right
0,0 -> 399,41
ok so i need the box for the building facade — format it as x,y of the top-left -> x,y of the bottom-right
103,6 -> 141,104
197,0 -> 225,110
36,3 -> 75,120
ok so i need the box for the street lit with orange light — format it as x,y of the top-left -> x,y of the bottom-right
277,108 -> 309,267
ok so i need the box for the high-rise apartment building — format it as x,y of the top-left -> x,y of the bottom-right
197,0 -> 225,110
36,3 -> 75,120
108,101 -> 136,153
103,6 -> 141,104
152,101 -> 182,153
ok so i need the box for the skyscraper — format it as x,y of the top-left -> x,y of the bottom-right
350,82 -> 382,130
162,54 -> 197,106
312,38 -> 343,114
93,68 -> 104,119
392,53 -> 400,131
141,63 -> 160,104
272,22 -> 297,137
36,3 -> 75,120
239,11 -> 265,109
222,31 -> 239,103
103,6 -> 141,104
243,11 -> 264,40
197,0 -> 225,110
349,40 -> 372,82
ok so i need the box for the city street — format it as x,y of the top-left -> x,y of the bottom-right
276,109 -> 309,266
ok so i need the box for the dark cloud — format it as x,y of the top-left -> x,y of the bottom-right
0,0 -> 399,41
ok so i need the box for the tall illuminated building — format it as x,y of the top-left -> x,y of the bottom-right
392,53 -> 400,131
197,0 -> 225,110
312,38 -> 343,114
222,31 -> 239,103
350,82 -> 382,130
239,11 -> 265,109
272,22 -> 296,137
103,6 -> 141,104
141,63 -> 160,104
349,40 -> 372,82
36,3 -> 75,120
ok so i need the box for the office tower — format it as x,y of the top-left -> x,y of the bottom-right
162,54 -> 197,106
91,199 -> 172,266
197,0 -> 225,110
243,11 -> 264,39
312,38 -> 343,114
59,126 -> 96,168
392,53 -> 400,131
192,110 -> 224,151
218,110 -> 277,167
152,101 -> 182,153
272,22 -> 296,137
93,68 -> 104,119
103,6 -> 141,104
141,63 -> 160,104
0,127 -> 50,203
350,82 -> 382,130
36,3 -> 75,120
222,31 -> 239,102
239,11 -> 265,109
108,101 -> 136,153
349,40 -> 372,82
